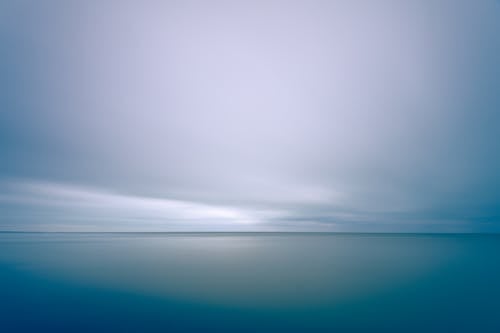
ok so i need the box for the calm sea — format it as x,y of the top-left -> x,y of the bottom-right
1,232 -> 499,332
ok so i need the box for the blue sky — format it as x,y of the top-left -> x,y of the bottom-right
1,0 -> 500,232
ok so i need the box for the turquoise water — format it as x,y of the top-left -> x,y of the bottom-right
1,232 -> 499,332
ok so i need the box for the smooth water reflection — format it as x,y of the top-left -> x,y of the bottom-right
1,233 -> 500,332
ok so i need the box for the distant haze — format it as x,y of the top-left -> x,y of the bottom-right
1,1 -> 499,232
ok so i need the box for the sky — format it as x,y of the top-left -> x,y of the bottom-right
1,0 -> 500,232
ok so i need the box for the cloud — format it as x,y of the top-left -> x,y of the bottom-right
0,180 -> 270,231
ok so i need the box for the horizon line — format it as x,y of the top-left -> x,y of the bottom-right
1,230 -> 499,235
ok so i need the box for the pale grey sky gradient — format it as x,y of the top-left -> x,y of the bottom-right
1,0 -> 500,232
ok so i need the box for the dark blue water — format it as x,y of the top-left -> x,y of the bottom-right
1,232 -> 499,332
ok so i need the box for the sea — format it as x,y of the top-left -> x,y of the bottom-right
1,232 -> 499,332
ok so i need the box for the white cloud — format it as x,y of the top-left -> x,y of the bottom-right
1,180 -> 271,231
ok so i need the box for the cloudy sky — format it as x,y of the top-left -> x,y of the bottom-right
1,0 -> 499,232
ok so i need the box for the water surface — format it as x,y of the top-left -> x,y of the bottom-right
1,232 -> 499,332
